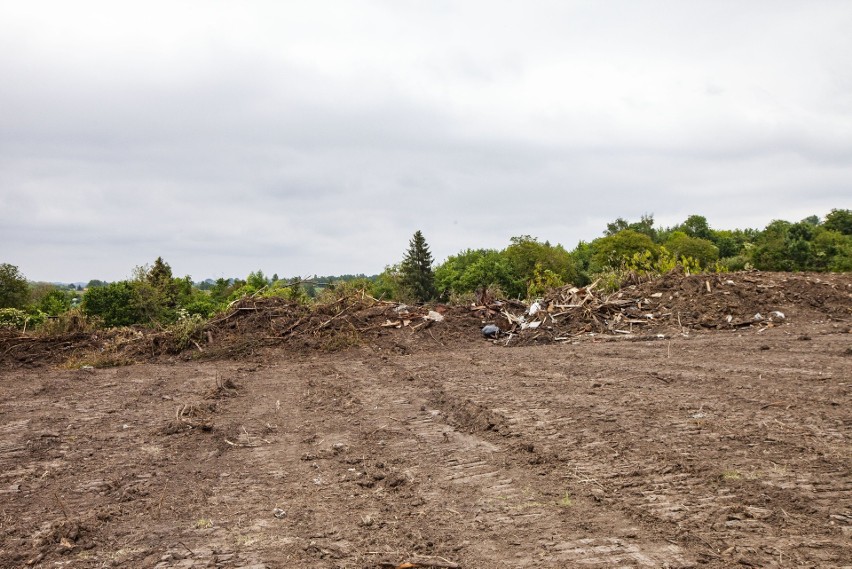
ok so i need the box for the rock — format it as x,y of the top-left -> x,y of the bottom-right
481,324 -> 500,338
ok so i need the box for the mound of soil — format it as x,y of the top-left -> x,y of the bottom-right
495,270 -> 852,345
1,271 -> 850,369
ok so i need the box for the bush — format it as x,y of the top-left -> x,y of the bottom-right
0,263 -> 30,309
37,308 -> 99,335
0,307 -> 30,330
82,281 -> 144,327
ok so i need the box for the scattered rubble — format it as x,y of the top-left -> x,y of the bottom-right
470,270 -> 852,345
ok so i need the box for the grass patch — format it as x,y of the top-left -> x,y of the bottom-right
557,492 -> 573,507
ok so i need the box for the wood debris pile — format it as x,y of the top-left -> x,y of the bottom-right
196,294 -> 452,356
472,270 -> 852,344
472,281 -> 663,344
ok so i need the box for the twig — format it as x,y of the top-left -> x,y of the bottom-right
53,491 -> 69,520
178,541 -> 195,556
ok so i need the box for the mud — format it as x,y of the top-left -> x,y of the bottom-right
1,272 -> 851,568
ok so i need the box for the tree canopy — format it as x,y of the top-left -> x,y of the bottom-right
0,263 -> 30,309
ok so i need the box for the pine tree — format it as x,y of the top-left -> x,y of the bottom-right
400,230 -> 436,302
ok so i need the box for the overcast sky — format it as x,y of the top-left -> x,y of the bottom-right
1,1 -> 850,282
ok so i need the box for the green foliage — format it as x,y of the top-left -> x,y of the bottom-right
82,281 -> 146,327
591,247 -> 704,293
711,229 -> 748,258
0,263 -> 30,309
315,277 -> 374,304
675,214 -> 714,240
208,278 -> 238,304
181,290 -> 221,318
664,232 -> 719,268
824,209 -> 852,235
37,308 -> 99,335
434,237 -> 578,301
400,230 -> 436,302
503,236 -> 577,297
371,264 -> 406,301
167,311 -> 207,351
0,307 -> 30,329
264,278 -> 312,304
526,263 -> 564,299
589,230 -> 660,273
37,288 -> 72,316
750,219 -> 852,272
605,214 -> 657,240
434,249 -> 515,299
80,258 -> 197,327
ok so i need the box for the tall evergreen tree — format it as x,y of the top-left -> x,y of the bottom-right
400,230 -> 436,302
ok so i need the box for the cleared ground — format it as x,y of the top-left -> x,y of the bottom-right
2,315 -> 851,568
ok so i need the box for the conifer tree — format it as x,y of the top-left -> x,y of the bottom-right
400,230 -> 436,302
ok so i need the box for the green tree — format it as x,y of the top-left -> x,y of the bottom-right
400,230 -> 436,302
434,249 -> 514,299
502,236 -> 577,298
589,230 -> 660,273
664,232 -> 719,267
605,214 -> 657,240
676,214 -> 713,241
752,220 -> 793,271
82,281 -> 144,327
0,263 -> 30,309
824,209 -> 852,235
146,257 -> 173,289
38,288 -> 71,316
371,264 -> 405,301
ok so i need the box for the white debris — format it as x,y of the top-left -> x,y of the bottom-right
528,301 -> 541,316
426,310 -> 444,322
770,311 -> 785,321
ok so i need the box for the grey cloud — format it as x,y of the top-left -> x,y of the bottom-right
1,1 -> 851,282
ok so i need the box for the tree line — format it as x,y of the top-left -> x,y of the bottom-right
1,209 -> 850,330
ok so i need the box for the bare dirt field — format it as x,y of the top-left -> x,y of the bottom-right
1,272 -> 850,568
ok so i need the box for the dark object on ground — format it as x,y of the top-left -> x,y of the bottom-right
482,324 -> 500,338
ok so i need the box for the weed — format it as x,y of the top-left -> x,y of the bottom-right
166,312 -> 206,352
194,518 -> 213,529
557,492 -> 573,507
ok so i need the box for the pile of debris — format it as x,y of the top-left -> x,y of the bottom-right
2,270 -> 849,367
471,270 -> 852,344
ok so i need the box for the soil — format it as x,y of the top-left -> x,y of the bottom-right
1,271 -> 850,568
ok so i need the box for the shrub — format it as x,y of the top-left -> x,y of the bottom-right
0,308 -> 30,330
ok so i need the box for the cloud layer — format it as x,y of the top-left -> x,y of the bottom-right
2,1 -> 850,281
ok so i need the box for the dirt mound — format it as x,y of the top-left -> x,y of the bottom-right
2,271 -> 850,368
196,295 -> 487,358
484,270 -> 852,345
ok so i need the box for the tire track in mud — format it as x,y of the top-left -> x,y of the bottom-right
407,334 -> 851,568
345,357 -> 699,568
2,323 -> 848,568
